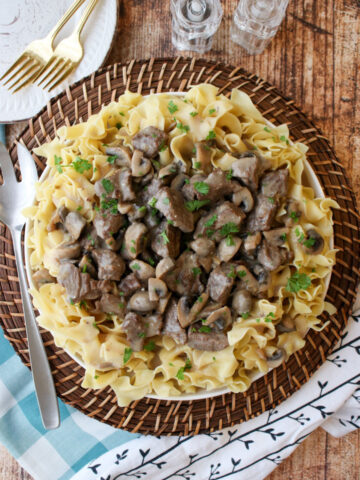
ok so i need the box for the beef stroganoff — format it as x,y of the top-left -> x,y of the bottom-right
24,84 -> 338,406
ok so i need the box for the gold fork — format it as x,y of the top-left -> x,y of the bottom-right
37,0 -> 100,91
0,0 -> 87,93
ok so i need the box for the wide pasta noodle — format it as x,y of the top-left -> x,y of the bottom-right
24,84 -> 338,406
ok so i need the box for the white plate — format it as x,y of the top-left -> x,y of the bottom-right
24,92 -> 333,402
0,0 -> 117,123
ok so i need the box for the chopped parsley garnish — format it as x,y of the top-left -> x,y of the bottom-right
119,112 -> 125,116
264,312 -> 275,323
132,263 -> 140,271
286,271 -> 311,293
100,197 -> 118,214
149,197 -> 157,208
192,267 -> 202,277
220,222 -> 239,237
280,135 -> 290,145
148,257 -> 155,266
138,332 -> 145,338
159,141 -> 167,152
123,347 -> 133,364
192,147 -> 197,155
138,205 -> 147,213
226,235 -> 235,246
102,178 -> 114,194
144,341 -> 156,351
212,356 -> 216,361
205,215 -> 217,227
87,234 -> 95,246
184,178 -> 190,184
82,264 -> 87,273
176,358 -> 192,380
76,206 -> 82,211
190,111 -> 198,117
264,126 -> 271,133
199,325 -> 212,333
237,269 -> 247,278
116,122 -> 122,129
79,300 -> 87,309
176,121 -> 190,133
92,321 -> 99,330
194,181 -> 209,195
168,100 -> 178,114
290,211 -> 300,222
94,375 -> 99,379
194,161 -> 201,169
206,228 -> 215,238
130,247 -> 136,254
107,155 -> 117,164
167,219 -> 174,225
303,237 -> 316,248
209,108 -> 216,115
54,155 -> 63,173
197,296 -> 203,303
241,312 -> 250,319
226,169 -> 233,180
268,197 -> 275,204
163,197 -> 170,205
185,199 -> 210,212
118,302 -> 125,309
227,266 -> 237,278
72,157 -> 92,173
206,130 -> 216,140
160,231 -> 170,244
280,233 -> 287,242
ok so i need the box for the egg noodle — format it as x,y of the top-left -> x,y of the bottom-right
24,84 -> 338,406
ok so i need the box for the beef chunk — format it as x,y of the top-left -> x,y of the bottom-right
132,126 -> 168,158
64,211 -> 87,240
261,168 -> 289,199
138,177 -> 165,205
150,220 -> 180,258
80,225 -> 102,250
207,264 -> 234,304
165,251 -> 204,296
257,241 -> 284,272
182,169 -> 234,203
94,169 -> 135,201
93,211 -> 124,240
118,273 -> 142,296
187,331 -> 229,351
91,249 -> 125,281
124,222 -> 148,259
195,201 -> 245,238
105,145 -> 132,167
242,232 -> 262,256
231,153 -> 259,190
155,187 -> 194,232
194,142 -> 213,174
246,194 -> 278,232
32,268 -> 55,288
162,298 -> 187,344
58,263 -> 103,302
122,312 -> 145,351
145,314 -> 163,337
94,294 -> 125,315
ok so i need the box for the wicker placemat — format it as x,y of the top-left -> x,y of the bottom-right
1,57 -> 359,436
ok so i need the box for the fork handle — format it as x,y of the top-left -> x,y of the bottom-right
74,0 -> 100,37
47,0 -> 88,45
10,226 -> 60,430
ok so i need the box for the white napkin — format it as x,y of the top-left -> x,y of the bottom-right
73,307 -> 360,480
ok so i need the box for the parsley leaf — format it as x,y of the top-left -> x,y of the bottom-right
72,157 -> 92,173
220,222 -> 239,237
144,340 -> 156,351
190,111 -> 198,117
176,121 -> 190,133
286,271 -> 311,293
107,155 -> 117,164
226,235 -> 234,246
194,161 -> 201,169
237,269 -> 247,278
131,263 -> 140,271
199,325 -> 212,333
303,237 -> 316,248
123,347 -> 133,364
227,266 -> 237,278
290,211 -> 300,222
226,169 -> 233,180
194,181 -> 209,195
192,267 -> 202,277
268,197 -> 275,204
264,126 -> 271,133
102,178 -> 114,194
160,231 -> 170,244
116,122 -> 122,129
185,199 -> 210,212
54,155 -> 63,173
184,178 -> 190,184
168,100 -> 178,114
206,130 -> 216,140
176,358 -> 192,380
205,215 -> 217,227
241,312 -> 250,319
149,197 -> 157,208
162,197 -> 170,205
100,197 -> 118,214
280,233 -> 287,242
209,108 -> 216,115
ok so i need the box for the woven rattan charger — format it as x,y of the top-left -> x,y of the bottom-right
0,57 -> 359,436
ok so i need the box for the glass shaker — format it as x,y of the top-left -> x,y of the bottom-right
231,0 -> 290,55
170,0 -> 223,53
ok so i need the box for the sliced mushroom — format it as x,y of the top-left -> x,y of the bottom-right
32,268 -> 55,288
128,291 -> 158,312
155,257 -> 175,279
198,256 -> 213,273
217,236 -> 242,262
171,173 -> 190,191
122,312 -> 145,351
105,145 -> 132,167
190,237 -> 215,257
177,292 -> 209,328
194,142 -> 212,174
129,260 -> 155,281
47,206 -> 69,232
232,186 -> 254,212
234,265 -> 260,297
118,202 -> 134,214
266,348 -> 285,368
131,149 -> 152,177
284,200 -> 302,226
242,232 -> 261,256
263,227 -> 289,247
124,222 -> 148,259
232,289 -> 253,316
78,255 -> 97,278
54,241 -> 82,262
158,163 -> 177,180
303,229 -> 324,255
277,316 -> 296,333
157,292 -> 172,314
203,306 -> 232,330
148,278 -> 168,301
145,314 -> 163,337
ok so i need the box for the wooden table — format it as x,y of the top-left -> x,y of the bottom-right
1,0 -> 359,478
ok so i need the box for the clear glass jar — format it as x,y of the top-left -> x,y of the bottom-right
170,0 -> 223,53
231,0 -> 290,55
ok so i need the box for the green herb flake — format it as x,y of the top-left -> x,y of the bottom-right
185,199 -> 210,212
168,100 -> 178,114
116,122 -> 122,129
163,197 -> 170,205
76,205 -> 83,211
205,215 -> 217,228
176,121 -> 190,133
82,264 -> 87,273
199,325 -> 212,333
159,141 -> 167,152
138,205 -> 147,213
176,358 -> 192,380
268,197 -> 275,204
212,356 -> 216,361
194,181 -> 210,195
144,340 -> 156,351
79,300 -> 87,309
54,155 -> 63,173
107,155 -> 117,164
209,108 -> 216,115
160,231 -> 170,244
226,235 -> 234,247
264,126 -> 271,133
119,112 -> 125,116
118,302 -> 125,309
280,233 -> 287,242
138,332 -> 145,338
123,347 -> 133,364
227,266 -> 237,279
190,111 -> 198,117
70,299 -> 75,305
94,375 -> 99,380
206,228 -> 215,238
93,321 -> 99,330
130,247 -> 136,254
100,197 -> 118,214
192,267 -> 202,277
72,157 -> 92,173
206,130 -> 216,140
286,271 -> 312,293
237,270 -> 247,278
169,362 -> 174,366
194,161 -> 201,170
264,312 -> 275,323
192,147 -> 197,155
149,197 -> 157,208
290,211 -> 300,223
132,263 -> 140,271
226,169 -> 233,180
241,312 -> 250,319
184,178 -> 190,184
148,257 -> 155,266
102,178 -> 115,194
167,219 -> 174,225
303,236 -> 316,248
220,222 -> 239,237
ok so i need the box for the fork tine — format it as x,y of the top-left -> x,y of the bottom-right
2,57 -> 32,86
43,59 -> 70,90
37,57 -> 62,86
12,63 -> 43,93
0,143 -> 17,185
8,61 -> 40,91
16,143 -> 38,184
0,54 -> 28,82
48,63 -> 75,91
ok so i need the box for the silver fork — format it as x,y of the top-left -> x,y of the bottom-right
0,142 -> 60,430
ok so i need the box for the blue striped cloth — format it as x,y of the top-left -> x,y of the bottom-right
0,123 -> 139,479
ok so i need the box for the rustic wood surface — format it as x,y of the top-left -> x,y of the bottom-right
1,0 -> 359,478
